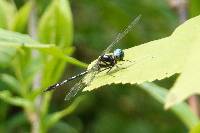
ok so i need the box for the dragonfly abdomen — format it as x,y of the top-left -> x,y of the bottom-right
44,70 -> 88,92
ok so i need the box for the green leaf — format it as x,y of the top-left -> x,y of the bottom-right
0,1 -> 8,28
0,28 -> 38,45
0,0 -> 16,29
38,0 -> 73,47
11,1 -> 33,32
0,90 -> 31,108
6,113 -> 27,132
0,47 -> 16,68
83,15 -> 200,94
140,82 -> 199,128
190,0 -> 200,17
165,42 -> 200,108
45,96 -> 83,129
38,0 -> 75,116
0,74 -> 21,95
52,122 -> 78,133
40,47 -> 87,68
190,122 -> 200,133
0,29 -> 86,67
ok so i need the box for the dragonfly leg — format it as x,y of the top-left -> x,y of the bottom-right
98,66 -> 115,77
114,64 -> 127,70
122,59 -> 132,62
106,66 -> 113,73
107,73 -> 115,77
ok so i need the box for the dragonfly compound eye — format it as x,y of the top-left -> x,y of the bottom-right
113,49 -> 124,61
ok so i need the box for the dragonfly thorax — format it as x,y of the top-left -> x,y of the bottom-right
99,54 -> 116,67
98,48 -> 124,68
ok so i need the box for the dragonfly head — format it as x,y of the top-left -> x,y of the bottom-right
113,49 -> 124,61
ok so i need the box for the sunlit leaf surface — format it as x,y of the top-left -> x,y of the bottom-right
84,14 -> 200,109
165,43 -> 200,109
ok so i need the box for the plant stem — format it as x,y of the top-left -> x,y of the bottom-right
188,96 -> 200,117
28,1 -> 42,133
168,0 -> 188,23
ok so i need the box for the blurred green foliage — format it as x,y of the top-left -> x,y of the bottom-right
190,0 -> 200,17
0,0 -> 199,133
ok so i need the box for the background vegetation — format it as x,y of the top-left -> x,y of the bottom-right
0,0 -> 200,133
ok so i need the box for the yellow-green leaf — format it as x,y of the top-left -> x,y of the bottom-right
165,42 -> 200,109
83,37 -> 188,91
83,15 -> 200,94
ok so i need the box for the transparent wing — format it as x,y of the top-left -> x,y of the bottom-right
90,15 -> 141,72
64,79 -> 86,101
102,14 -> 141,55
64,15 -> 141,101
64,69 -> 98,101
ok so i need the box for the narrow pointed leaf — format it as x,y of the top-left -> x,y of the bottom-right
11,1 -> 33,32
0,0 -> 16,29
0,74 -> 21,95
38,0 -> 73,47
0,90 -> 31,108
0,29 -> 86,67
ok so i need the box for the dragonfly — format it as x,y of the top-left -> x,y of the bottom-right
44,15 -> 141,101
